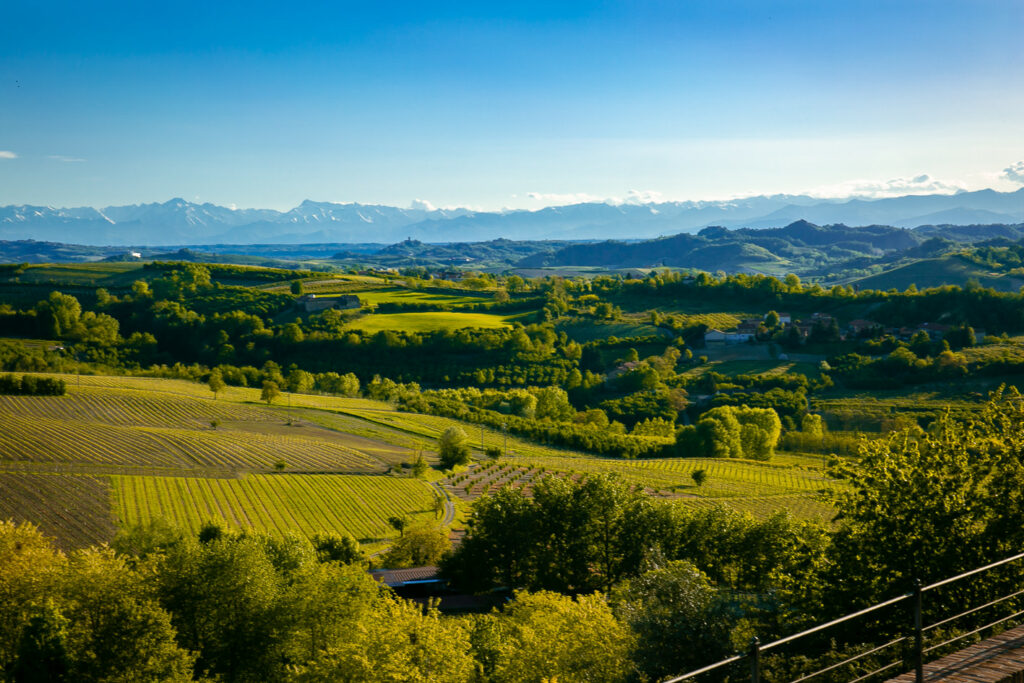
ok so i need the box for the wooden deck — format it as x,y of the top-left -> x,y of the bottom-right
888,625 -> 1024,682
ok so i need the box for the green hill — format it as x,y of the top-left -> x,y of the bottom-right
852,254 -> 1024,292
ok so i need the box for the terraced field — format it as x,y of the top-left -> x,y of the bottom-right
0,472 -> 115,549
441,455 -> 839,523
0,390 -> 388,472
351,288 -> 491,308
347,311 -> 515,332
112,473 -> 440,546
0,373 -> 843,549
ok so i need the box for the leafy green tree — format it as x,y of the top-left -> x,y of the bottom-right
380,523 -> 451,568
112,519 -> 186,561
286,368 -> 313,393
260,380 -> 280,405
533,385 -> 574,422
208,368 -> 226,399
432,494 -> 447,519
0,521 -> 66,675
277,557 -> 380,668
440,485 -> 537,592
156,533 -> 286,682
281,322 -> 305,344
387,515 -> 409,537
61,547 -> 194,682
438,426 -> 471,469
487,590 -> 633,683
290,280 -> 303,295
801,413 -> 825,439
826,390 -> 1024,613
612,561 -> 730,680
411,452 -> 428,478
691,468 -> 708,487
36,291 -> 81,337
311,533 -> 364,565
11,601 -> 71,683
697,405 -> 781,460
292,595 -> 475,683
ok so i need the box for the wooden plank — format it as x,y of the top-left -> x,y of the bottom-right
888,625 -> 1024,682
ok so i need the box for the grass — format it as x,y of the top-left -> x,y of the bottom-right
347,311 -> 514,332
13,262 -> 145,286
852,255 -> 1023,293
554,317 -> 667,342
442,455 -> 839,523
340,287 -> 491,308
0,389 -> 388,473
1,373 -> 844,548
112,473 -> 440,549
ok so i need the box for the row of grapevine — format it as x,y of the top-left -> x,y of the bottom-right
0,471 -> 116,549
112,473 -> 438,543
0,411 -> 385,472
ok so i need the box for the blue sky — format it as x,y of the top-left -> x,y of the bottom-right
2,1 -> 1023,210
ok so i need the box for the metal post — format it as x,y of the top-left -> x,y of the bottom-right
749,637 -> 761,683
914,579 -> 923,683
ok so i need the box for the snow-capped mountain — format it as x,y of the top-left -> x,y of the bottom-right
1,189 -> 1023,246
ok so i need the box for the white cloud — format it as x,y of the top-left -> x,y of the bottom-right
0,150 -> 17,159
1002,161 -> 1024,185
807,173 -> 966,199
525,190 -> 668,207
48,155 -> 85,163
527,192 -> 605,206
409,198 -> 436,211
621,189 -> 664,205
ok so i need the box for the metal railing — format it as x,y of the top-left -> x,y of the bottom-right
665,550 -> 1024,683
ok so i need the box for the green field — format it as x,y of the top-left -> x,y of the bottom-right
112,473 -> 439,546
851,255 -> 1024,293
11,262 -> 146,286
0,373 -> 842,550
347,311 -> 515,331
554,317 -> 668,342
345,287 -> 491,307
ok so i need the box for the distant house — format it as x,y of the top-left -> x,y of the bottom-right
917,322 -> 952,335
704,329 -> 727,344
129,251 -> 142,259
724,320 -> 760,343
847,319 -> 880,336
607,360 -> 643,380
297,294 -> 361,313
777,312 -> 792,324
370,566 -> 503,613
725,331 -> 755,344
371,566 -> 446,595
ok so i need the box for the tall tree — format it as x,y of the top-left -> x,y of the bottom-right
438,426 -> 471,469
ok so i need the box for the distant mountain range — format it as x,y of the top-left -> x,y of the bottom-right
2,189 -> 1024,245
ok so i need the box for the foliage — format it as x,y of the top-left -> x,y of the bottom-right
260,380 -> 280,405
438,426 -> 471,469
379,523 -> 451,568
825,390 -> 1024,611
0,374 -> 66,396
442,474 -> 824,596
612,561 -> 732,679
480,590 -> 633,683
687,405 -> 782,460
